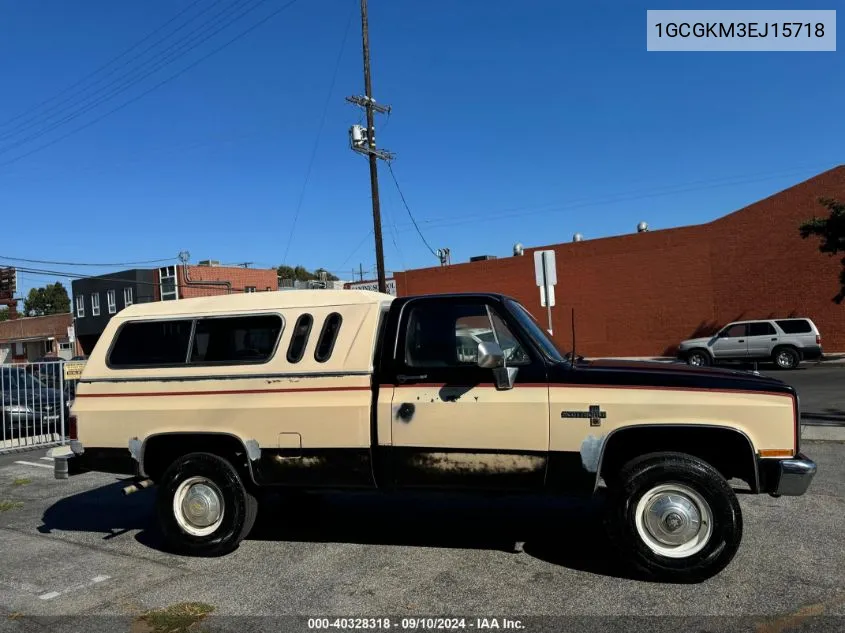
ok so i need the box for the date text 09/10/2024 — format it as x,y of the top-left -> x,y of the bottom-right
307,618 -> 525,630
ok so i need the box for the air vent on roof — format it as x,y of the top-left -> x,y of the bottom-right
470,255 -> 497,262
573,233 -> 584,242
198,260 -> 221,267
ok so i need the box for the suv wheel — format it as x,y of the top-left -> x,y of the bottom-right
686,350 -> 711,367
604,452 -> 742,583
156,452 -> 258,557
773,347 -> 799,370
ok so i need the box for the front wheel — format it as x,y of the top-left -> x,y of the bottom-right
604,452 -> 742,583
685,350 -> 711,367
156,452 -> 258,557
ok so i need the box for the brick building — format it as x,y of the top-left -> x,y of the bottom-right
0,313 -> 76,363
71,262 -> 279,355
394,165 -> 845,358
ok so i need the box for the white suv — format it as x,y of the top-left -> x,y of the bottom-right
677,318 -> 822,370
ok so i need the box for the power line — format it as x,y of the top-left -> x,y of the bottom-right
0,255 -> 176,267
281,0 -> 357,267
0,0 -> 209,130
0,0 -> 302,169
10,265 -> 257,294
387,162 -> 837,235
0,0 -> 272,157
386,161 -> 437,258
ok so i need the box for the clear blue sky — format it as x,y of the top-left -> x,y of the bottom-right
0,0 -> 842,300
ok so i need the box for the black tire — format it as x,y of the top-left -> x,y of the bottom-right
772,346 -> 800,370
156,452 -> 258,557
603,452 -> 742,583
686,349 -> 711,367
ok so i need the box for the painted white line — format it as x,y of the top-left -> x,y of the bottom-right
38,575 -> 111,601
40,457 -> 54,461
15,460 -> 52,469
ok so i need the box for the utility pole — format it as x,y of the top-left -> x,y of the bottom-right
347,0 -> 394,294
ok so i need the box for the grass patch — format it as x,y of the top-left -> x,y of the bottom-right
135,602 -> 215,633
0,500 -> 23,512
12,478 -> 31,486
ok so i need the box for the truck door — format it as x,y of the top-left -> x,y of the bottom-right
385,296 -> 550,491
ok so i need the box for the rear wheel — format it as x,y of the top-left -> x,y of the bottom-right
686,350 -> 711,367
604,452 -> 742,583
773,347 -> 799,370
156,452 -> 258,557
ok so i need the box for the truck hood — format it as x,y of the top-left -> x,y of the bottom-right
548,358 -> 795,395
679,336 -> 715,348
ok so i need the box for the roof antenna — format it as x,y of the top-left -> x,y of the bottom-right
571,307 -> 576,366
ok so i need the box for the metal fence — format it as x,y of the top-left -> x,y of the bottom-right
0,360 -> 78,454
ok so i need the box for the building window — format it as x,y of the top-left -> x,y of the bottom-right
108,320 -> 194,367
75,295 -> 85,318
314,313 -> 342,363
287,314 -> 314,363
124,287 -> 133,307
58,342 -> 72,351
245,286 -> 256,293
91,293 -> 100,316
190,315 -> 283,364
107,290 -> 117,314
159,266 -> 178,301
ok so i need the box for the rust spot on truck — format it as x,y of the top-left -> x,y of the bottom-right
271,455 -> 325,468
410,453 -> 544,475
579,435 -> 605,473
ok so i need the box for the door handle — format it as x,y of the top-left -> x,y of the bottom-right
397,374 -> 427,384
738,339 -> 745,343
771,338 -> 777,341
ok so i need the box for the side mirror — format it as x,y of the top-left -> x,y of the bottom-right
476,341 -> 504,369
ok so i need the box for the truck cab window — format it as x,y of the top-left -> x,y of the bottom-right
405,302 -> 528,368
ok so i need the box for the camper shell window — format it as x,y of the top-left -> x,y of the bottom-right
107,314 -> 284,368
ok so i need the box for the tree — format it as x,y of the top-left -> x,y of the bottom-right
799,197 -> 845,303
23,282 -> 70,316
0,308 -> 9,322
276,265 -> 339,282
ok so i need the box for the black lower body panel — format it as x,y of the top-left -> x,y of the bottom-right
252,448 -> 375,488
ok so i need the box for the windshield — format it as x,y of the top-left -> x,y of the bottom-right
505,299 -> 567,363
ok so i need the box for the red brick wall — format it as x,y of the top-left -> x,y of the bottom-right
176,266 -> 278,299
395,166 -> 845,357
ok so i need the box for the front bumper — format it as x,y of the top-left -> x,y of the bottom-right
763,453 -> 817,496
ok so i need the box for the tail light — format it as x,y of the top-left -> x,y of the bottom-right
68,414 -> 78,440
816,334 -> 821,345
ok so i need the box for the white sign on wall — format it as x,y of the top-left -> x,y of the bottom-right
345,279 -> 397,296
533,249 -> 557,334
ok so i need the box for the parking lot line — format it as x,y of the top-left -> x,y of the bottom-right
14,461 -> 52,469
40,457 -> 54,462
38,575 -> 111,601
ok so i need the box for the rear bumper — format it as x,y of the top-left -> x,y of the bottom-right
801,345 -> 823,361
52,442 -> 138,479
759,453 -> 817,496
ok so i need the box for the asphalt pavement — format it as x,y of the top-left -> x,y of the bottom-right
0,441 -> 843,633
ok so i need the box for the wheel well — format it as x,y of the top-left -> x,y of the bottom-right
772,344 -> 798,355
141,433 -> 255,485
686,347 -> 712,359
599,426 -> 758,491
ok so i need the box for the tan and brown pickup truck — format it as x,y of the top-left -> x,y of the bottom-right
52,289 -> 816,582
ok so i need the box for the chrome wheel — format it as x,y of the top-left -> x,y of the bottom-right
688,352 -> 707,367
634,483 -> 714,558
776,350 -> 796,369
173,476 -> 225,537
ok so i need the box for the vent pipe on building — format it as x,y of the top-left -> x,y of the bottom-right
637,221 -> 649,233
573,233 -> 584,242
513,242 -> 524,256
